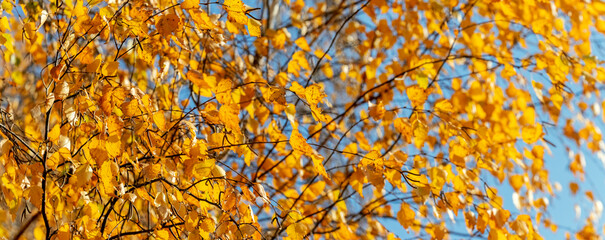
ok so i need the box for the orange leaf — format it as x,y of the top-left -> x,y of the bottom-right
509,174 -> 524,192
181,0 -> 198,9
157,13 -> 182,37
570,182 -> 579,195
397,202 -> 416,229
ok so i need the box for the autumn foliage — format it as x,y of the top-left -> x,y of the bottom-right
1,0 -> 605,239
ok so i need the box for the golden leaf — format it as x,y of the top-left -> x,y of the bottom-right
509,175 -> 525,192
181,0 -> 198,9
294,37 -> 311,52
434,99 -> 453,113
248,18 -> 261,37
304,84 -> 326,106
194,159 -> 215,179
157,13 -> 182,37
102,61 -> 119,76
406,85 -> 428,107
286,222 -> 307,240
219,104 -> 241,133
100,161 -> 118,197
28,185 -> 43,209
223,0 -> 247,25
397,202 -> 416,229
153,111 -> 167,131
191,9 -> 216,30
522,124 -> 543,144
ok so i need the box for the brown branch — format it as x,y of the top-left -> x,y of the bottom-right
107,222 -> 184,240
11,211 -> 41,240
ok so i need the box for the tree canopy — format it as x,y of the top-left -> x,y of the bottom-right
1,0 -> 605,239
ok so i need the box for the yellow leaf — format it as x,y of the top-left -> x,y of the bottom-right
72,0 -> 87,17
106,114 -> 123,136
290,128 -> 310,153
88,0 -> 102,6
286,222 -> 307,240
214,78 -> 233,105
56,225 -> 71,240
311,152 -> 330,179
48,124 -> 61,142
0,17 -> 9,32
100,86 -> 126,115
406,85 -> 428,107
551,93 -> 563,110
55,81 -> 70,100
50,63 -> 65,81
369,101 -> 385,121
288,51 -> 310,77
350,168 -> 365,198
153,111 -> 167,131
321,62 -> 334,78
248,18 -> 261,37
488,229 -> 508,240
122,100 -> 142,117
509,174 -> 524,192
105,135 -> 121,158
211,164 -> 226,177
416,72 -> 428,89
194,159 -> 215,179
200,217 -> 216,233
413,122 -> 428,149
394,118 -> 412,142
313,49 -> 332,60
47,151 -> 61,170
100,161 -> 118,196
73,164 -> 93,187
271,29 -> 289,49
522,124 -> 543,144
1,0 -> 12,12
155,229 -> 170,240
181,0 -> 198,9
219,104 -> 241,133
406,169 -> 429,187
191,9 -> 216,30
102,61 -> 119,76
429,167 -> 446,195
435,99 -> 453,113
224,0 -> 247,25
304,84 -> 326,105
291,0 -> 304,12
593,1 -> 605,13
187,70 -> 214,95
139,44 -> 155,65
225,19 -> 240,34
289,81 -> 306,98
294,37 -> 311,52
